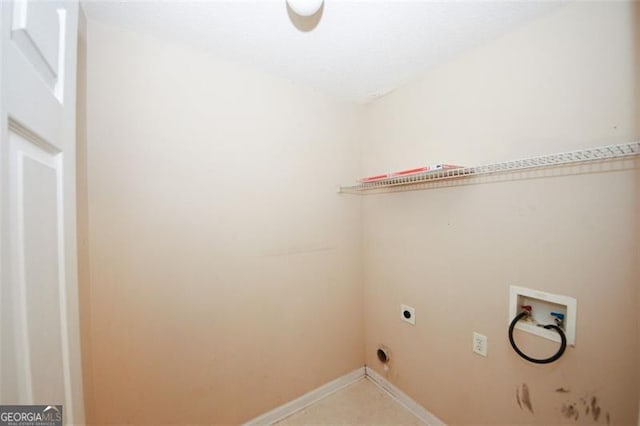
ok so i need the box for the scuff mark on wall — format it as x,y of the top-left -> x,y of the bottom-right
521,384 -> 534,413
555,387 -> 570,393
558,392 -> 609,423
561,402 -> 579,421
515,384 -> 534,413
590,396 -> 601,421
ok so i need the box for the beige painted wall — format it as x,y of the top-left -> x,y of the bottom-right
362,2 -> 639,425
78,19 -> 364,424
78,2 -> 640,425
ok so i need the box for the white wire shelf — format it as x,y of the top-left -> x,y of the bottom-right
339,141 -> 640,194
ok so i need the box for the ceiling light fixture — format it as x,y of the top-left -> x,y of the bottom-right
286,0 -> 323,17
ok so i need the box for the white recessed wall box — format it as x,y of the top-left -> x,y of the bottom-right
509,286 -> 577,346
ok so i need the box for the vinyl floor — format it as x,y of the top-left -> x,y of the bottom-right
275,378 -> 424,425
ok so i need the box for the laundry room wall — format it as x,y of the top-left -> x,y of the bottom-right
77,17 -> 364,424
361,2 -> 640,424
76,2 -> 640,424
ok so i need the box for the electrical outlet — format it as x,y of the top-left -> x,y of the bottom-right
400,304 -> 415,325
473,332 -> 487,357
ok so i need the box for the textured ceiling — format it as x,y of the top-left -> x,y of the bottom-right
82,0 -> 567,103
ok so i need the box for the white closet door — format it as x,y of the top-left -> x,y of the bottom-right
0,1 -> 84,423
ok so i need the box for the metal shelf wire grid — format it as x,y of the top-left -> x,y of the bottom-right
339,142 -> 640,194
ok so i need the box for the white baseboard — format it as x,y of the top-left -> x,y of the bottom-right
365,366 -> 446,426
243,367 -> 366,425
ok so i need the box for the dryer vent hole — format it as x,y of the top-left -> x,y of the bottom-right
377,348 -> 389,364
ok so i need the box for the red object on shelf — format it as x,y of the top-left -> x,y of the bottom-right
391,167 -> 430,177
359,164 -> 464,183
359,173 -> 391,183
391,164 -> 464,177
